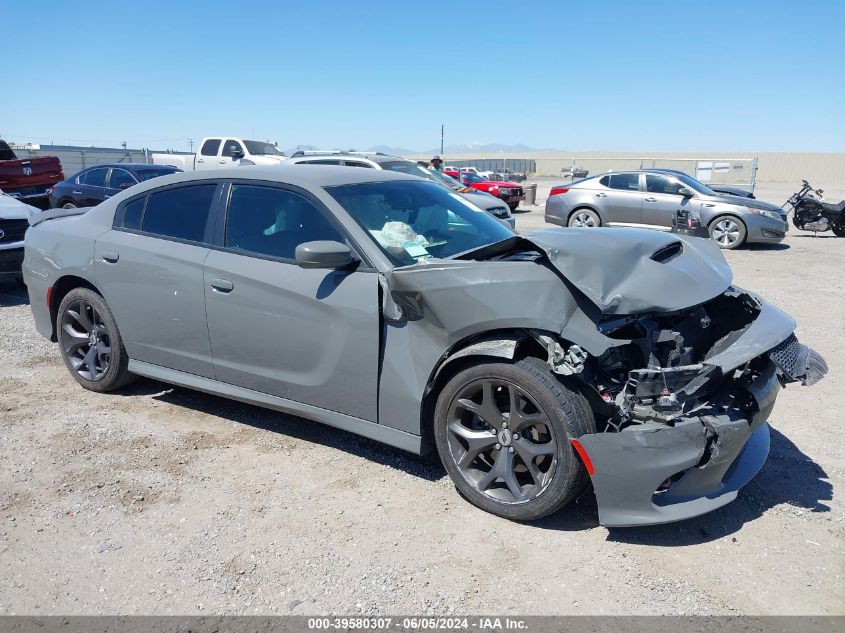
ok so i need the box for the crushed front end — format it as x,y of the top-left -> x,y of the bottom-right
557,287 -> 827,527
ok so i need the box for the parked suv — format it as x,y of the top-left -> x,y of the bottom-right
282,151 -> 514,228
545,170 -> 788,249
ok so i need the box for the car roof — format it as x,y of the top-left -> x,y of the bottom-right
287,151 -> 403,166
83,163 -> 178,170
132,165 -> 422,190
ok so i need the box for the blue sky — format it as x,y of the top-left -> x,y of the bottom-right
3,0 -> 844,152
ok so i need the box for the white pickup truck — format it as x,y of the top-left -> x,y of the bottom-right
151,137 -> 286,171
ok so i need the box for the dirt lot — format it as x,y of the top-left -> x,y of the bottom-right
1,182 -> 842,615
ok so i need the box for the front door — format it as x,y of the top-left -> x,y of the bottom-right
94,182 -> 221,377
641,174 -> 697,228
203,183 -> 380,422
218,139 -> 245,168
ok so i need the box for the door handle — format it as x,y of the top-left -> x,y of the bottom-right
197,158 -> 205,163
595,192 -> 607,197
73,190 -> 83,195
644,197 -> 657,202
218,160 -> 227,164
102,251 -> 119,263
703,203 -> 715,207
210,278 -> 234,293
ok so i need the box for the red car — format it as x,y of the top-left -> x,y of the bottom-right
459,172 -> 525,211
0,140 -> 64,209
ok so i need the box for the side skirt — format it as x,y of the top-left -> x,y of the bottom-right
128,359 -> 424,454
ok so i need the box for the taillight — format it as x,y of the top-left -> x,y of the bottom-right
549,187 -> 570,196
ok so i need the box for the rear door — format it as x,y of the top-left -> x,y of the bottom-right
106,167 -> 138,200
642,174 -> 696,227
203,182 -> 380,421
94,182 -> 222,377
596,173 -> 643,224
195,138 -> 221,170
77,167 -> 110,206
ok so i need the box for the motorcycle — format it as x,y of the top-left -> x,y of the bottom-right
783,180 -> 845,237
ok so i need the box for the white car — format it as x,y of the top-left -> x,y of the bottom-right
0,190 -> 39,282
151,137 -> 286,171
461,166 -> 495,179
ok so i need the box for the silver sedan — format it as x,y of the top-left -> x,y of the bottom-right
545,170 -> 788,249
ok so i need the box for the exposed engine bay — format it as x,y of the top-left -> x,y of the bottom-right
540,287 -> 827,434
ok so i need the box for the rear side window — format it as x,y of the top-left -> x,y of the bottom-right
200,139 -> 221,156
120,197 -> 146,230
225,185 -> 344,261
81,167 -> 108,187
606,173 -> 640,191
141,184 -> 217,242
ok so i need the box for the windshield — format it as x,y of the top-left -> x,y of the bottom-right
674,173 -> 716,196
243,140 -> 285,156
135,167 -> 179,181
326,180 -> 514,266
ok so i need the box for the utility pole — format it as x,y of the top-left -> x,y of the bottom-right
440,124 -> 444,156
121,141 -> 127,150
187,138 -> 194,152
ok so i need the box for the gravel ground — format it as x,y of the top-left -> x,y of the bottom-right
0,182 -> 842,615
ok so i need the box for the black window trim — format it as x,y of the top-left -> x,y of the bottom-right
209,179 -> 375,271
112,181 -> 225,248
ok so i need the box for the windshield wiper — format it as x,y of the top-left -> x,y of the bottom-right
453,236 -> 542,261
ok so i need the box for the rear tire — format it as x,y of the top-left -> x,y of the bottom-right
567,208 -> 601,228
61,202 -> 77,209
434,357 -> 595,521
709,214 -> 747,249
57,287 -> 134,392
832,224 -> 845,237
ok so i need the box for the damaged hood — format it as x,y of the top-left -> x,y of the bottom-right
528,228 -> 732,315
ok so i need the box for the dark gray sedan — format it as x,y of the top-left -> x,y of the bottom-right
23,167 -> 826,526
545,170 -> 788,249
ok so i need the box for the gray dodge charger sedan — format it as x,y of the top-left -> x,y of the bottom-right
545,170 -> 789,249
23,166 -> 827,526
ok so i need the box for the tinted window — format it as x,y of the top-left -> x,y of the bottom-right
141,184 -> 217,242
342,161 -> 374,168
607,173 -> 640,191
299,159 -> 342,165
200,139 -> 221,156
109,168 -> 137,190
225,185 -> 344,260
221,139 -> 244,157
81,168 -> 108,187
328,180 -> 513,267
645,174 -> 684,195
120,197 -> 146,230
135,167 -> 179,181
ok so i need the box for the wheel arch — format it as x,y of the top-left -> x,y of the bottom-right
567,205 -> 602,226
418,328 -> 569,454
49,274 -> 101,341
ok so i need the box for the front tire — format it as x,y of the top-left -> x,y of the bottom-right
709,214 -> 747,249
57,287 -> 134,392
567,208 -> 601,228
434,357 -> 595,521
61,202 -> 78,209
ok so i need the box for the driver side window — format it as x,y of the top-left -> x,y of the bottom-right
645,174 -> 683,195
225,185 -> 345,261
222,140 -> 244,158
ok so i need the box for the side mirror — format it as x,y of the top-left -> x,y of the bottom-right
230,147 -> 244,159
678,187 -> 694,197
295,240 -> 356,269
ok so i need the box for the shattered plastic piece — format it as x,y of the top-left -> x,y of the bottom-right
536,335 -> 587,375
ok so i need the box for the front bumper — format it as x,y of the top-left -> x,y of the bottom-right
574,300 -> 826,527
745,214 -> 789,244
0,244 -> 25,279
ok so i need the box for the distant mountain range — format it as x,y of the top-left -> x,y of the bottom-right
284,142 -> 558,156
